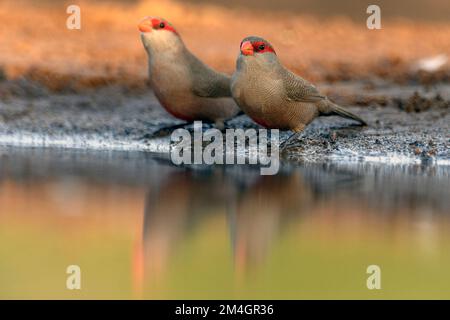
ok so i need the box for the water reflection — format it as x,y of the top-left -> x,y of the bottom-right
141,170 -> 311,278
139,161 -> 450,278
141,170 -> 234,280
0,147 -> 449,298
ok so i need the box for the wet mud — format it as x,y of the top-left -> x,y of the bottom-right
0,77 -> 448,165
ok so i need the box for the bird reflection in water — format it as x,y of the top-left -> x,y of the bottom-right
136,166 -> 316,287
133,162 -> 450,295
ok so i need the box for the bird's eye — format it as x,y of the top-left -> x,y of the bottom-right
258,44 -> 265,51
159,22 -> 165,28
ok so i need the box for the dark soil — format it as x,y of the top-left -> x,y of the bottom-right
0,77 -> 448,165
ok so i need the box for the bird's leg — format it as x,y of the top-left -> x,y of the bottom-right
280,125 -> 305,152
280,132 -> 300,152
148,122 -> 190,138
215,119 -> 225,132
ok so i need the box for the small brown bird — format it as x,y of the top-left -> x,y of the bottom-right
138,17 -> 240,129
231,36 -> 366,146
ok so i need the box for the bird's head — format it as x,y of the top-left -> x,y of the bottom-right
138,17 -> 182,53
237,36 -> 278,70
239,36 -> 276,57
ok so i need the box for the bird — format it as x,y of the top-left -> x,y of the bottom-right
138,17 -> 240,131
231,36 -> 367,148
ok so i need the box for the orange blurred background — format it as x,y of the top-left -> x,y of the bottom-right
0,0 -> 448,91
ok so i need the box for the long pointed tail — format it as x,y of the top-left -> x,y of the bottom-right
328,103 -> 367,126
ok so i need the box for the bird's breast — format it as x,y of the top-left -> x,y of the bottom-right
149,55 -> 191,93
232,71 -> 311,130
235,74 -> 282,111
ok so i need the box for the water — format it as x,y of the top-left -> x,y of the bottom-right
0,147 -> 449,299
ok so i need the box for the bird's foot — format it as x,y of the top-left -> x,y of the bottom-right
280,132 -> 303,153
146,122 -> 189,139
215,119 -> 225,132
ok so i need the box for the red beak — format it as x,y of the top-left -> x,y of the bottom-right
240,41 -> 254,56
138,17 -> 152,33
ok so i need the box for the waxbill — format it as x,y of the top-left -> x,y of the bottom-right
231,36 -> 367,147
138,17 -> 240,129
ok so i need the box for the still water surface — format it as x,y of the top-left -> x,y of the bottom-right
0,147 -> 449,299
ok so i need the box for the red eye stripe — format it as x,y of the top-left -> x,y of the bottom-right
150,18 -> 178,35
252,41 -> 276,54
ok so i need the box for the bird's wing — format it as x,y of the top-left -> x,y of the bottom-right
283,69 -> 326,103
186,51 -> 231,98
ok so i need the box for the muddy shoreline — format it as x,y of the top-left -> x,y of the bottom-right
0,77 -> 448,165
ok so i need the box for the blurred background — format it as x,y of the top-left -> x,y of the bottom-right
0,0 -> 448,92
